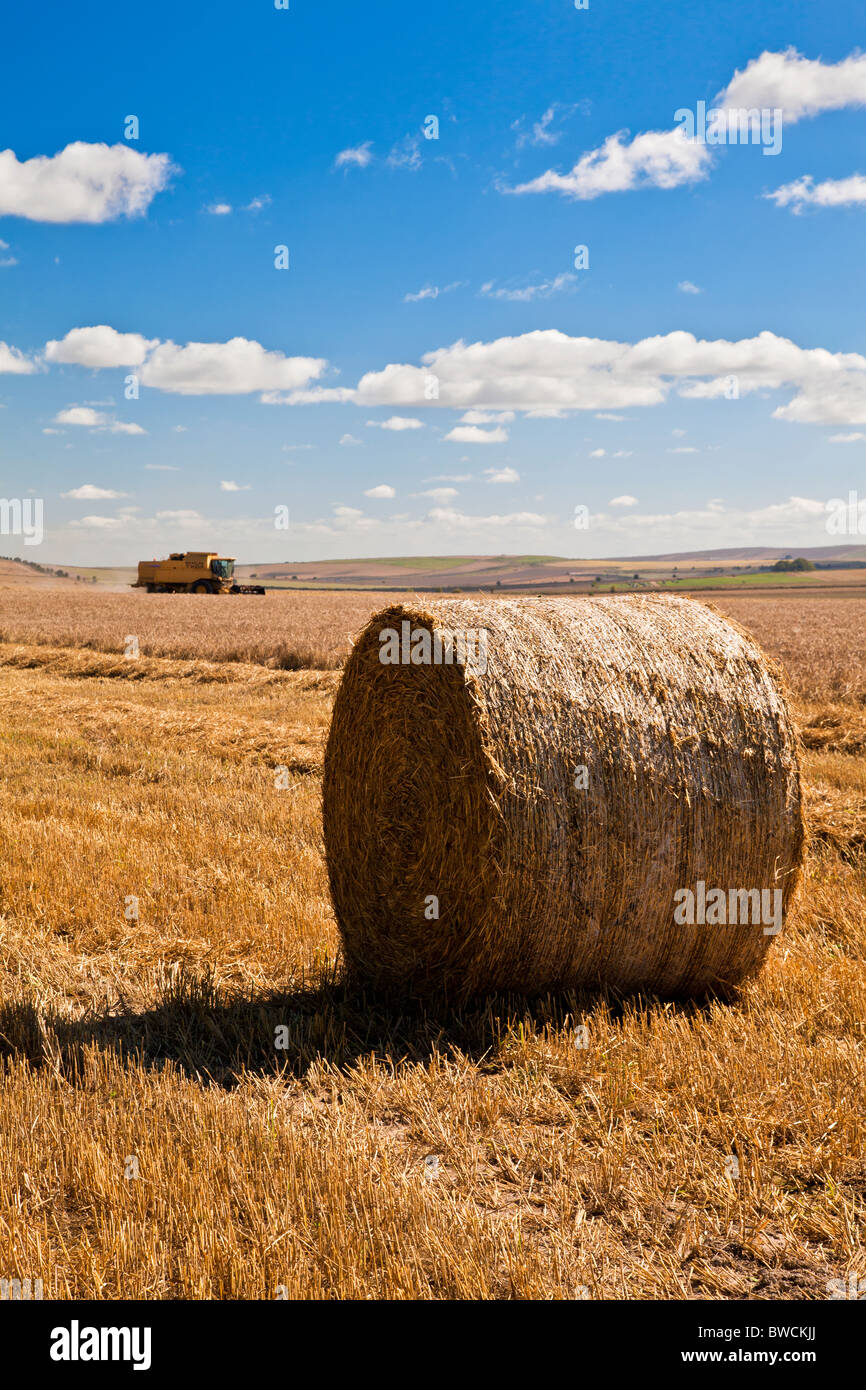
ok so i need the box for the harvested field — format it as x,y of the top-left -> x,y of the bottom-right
0,588 -> 863,702
0,589 -> 378,670
0,592 -> 863,1299
714,595 -> 866,705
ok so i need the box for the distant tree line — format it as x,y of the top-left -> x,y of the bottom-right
770,557 -> 815,572
1,555 -> 96,581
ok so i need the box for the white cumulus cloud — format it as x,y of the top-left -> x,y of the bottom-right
54,405 -> 145,434
719,47 -> 866,121
444,424 -> 509,444
765,173 -> 866,211
45,325 -> 158,367
507,49 -> 866,204
0,341 -> 38,374
62,484 -> 127,500
364,484 -> 396,498
508,126 -> 711,200
140,338 -> 327,395
69,515 -> 125,529
0,142 -> 175,222
352,327 -> 866,425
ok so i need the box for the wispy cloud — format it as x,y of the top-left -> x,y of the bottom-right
480,272 -> 576,301
387,135 -> 422,170
403,280 -> 465,303
334,142 -> 373,170
512,103 -> 583,150
421,486 -> 459,501
459,410 -> 514,425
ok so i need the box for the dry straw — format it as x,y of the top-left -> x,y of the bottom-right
323,595 -> 804,998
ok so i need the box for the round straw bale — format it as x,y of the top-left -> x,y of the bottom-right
323,595 -> 804,998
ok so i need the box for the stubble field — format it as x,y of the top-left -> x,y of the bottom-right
0,588 -> 862,1299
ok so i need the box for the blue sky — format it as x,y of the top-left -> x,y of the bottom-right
1,0 -> 865,563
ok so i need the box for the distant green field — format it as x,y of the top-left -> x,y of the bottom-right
666,571 -> 821,590
370,556 -> 481,572
358,554 -> 564,572
599,571 -> 825,592
31,556 -> 861,595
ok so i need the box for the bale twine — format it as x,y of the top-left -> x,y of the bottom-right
323,595 -> 804,998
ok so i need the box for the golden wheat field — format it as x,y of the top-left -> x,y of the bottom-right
0,588 -> 375,670
0,589 -> 862,1300
1,587 -> 865,697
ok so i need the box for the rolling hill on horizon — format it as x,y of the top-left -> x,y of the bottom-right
5,544 -> 864,594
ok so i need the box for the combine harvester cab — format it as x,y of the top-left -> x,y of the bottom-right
132,552 -> 265,594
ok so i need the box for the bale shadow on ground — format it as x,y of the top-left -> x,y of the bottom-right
0,965 -> 727,1089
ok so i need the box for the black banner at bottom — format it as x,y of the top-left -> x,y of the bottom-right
0,1295 -> 857,1377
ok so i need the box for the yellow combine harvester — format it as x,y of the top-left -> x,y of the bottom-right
132,552 -> 265,594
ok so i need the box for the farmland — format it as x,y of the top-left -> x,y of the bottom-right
0,588 -> 373,670
1,585 -> 865,702
31,543 -> 866,596
0,588 -> 862,1298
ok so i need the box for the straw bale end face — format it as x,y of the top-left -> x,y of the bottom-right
323,596 -> 804,1000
